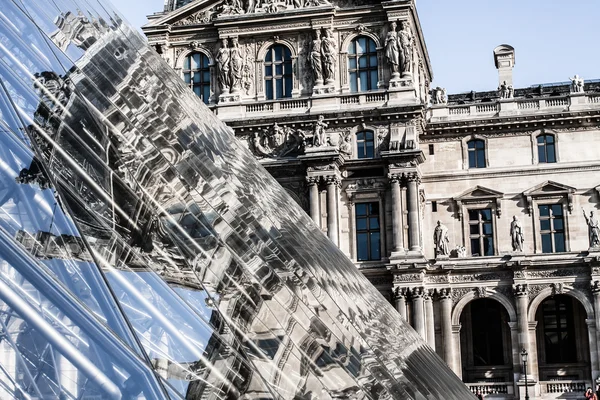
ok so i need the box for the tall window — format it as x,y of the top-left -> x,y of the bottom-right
539,204 -> 565,253
183,52 -> 210,104
467,139 -> 486,168
356,131 -> 374,159
537,134 -> 556,163
348,37 -> 378,92
541,296 -> 576,363
355,202 -> 380,261
470,299 -> 505,366
264,45 -> 292,100
468,208 -> 494,256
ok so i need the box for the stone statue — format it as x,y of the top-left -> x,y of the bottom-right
432,86 -> 447,105
498,81 -> 509,99
312,115 -> 328,147
583,209 -> 600,248
229,37 -> 243,92
321,28 -> 337,84
433,221 -> 450,257
455,245 -> 467,258
249,124 -> 305,158
310,30 -> 324,85
570,75 -> 584,93
398,21 -> 413,78
216,38 -> 231,93
508,85 -> 514,98
384,22 -> 400,78
510,216 -> 524,252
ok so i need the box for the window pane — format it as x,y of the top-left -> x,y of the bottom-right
265,50 -> 272,62
357,233 -> 368,261
184,56 -> 191,70
349,41 -> 356,55
541,234 -> 552,253
370,232 -> 380,260
483,237 -> 494,256
350,73 -> 358,92
537,135 -> 545,144
357,132 -> 365,141
349,58 -> 357,70
547,144 -> 556,163
468,209 -> 479,221
357,38 -> 366,54
554,233 -> 565,252
469,224 -> 480,235
471,239 -> 481,256
468,141 -> 476,149
193,86 -> 202,97
539,205 -> 549,217
193,73 -> 201,83
477,149 -> 485,168
184,72 -> 191,84
481,209 -> 492,220
275,64 -> 283,75
356,218 -> 367,230
552,205 -> 563,216
553,219 -> 564,231
370,71 -> 378,89
540,219 -> 551,231
276,79 -> 283,99
546,135 -> 554,143
538,145 -> 547,163
266,82 -> 273,100
369,202 -> 379,214
359,56 -> 367,69
356,204 -> 367,216
366,131 -> 374,140
483,223 -> 493,235
365,141 -> 374,158
274,46 -> 282,61
476,140 -> 485,149
192,53 -> 201,69
285,78 -> 292,97
265,65 -> 273,76
360,71 -> 368,91
357,142 -> 366,158
468,151 -> 476,168
369,217 -> 379,229
370,55 -> 377,66
284,62 -> 292,75
202,87 -> 210,104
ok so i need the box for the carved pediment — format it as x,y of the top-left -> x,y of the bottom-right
454,186 -> 504,220
523,181 -> 575,215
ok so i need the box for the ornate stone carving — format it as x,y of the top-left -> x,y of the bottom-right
513,270 -> 526,279
321,28 -> 337,85
527,284 -> 546,300
411,287 -> 424,298
592,280 -> 600,294
393,271 -> 424,283
384,21 -> 400,79
526,267 -> 590,279
309,29 -> 323,86
229,37 -> 243,93
437,288 -> 452,299
249,123 -> 306,158
451,288 -> 471,305
454,245 -> 467,258
475,286 -> 488,298
394,287 -> 408,299
216,38 -> 232,93
498,81 -> 514,99
346,179 -> 386,192
510,216 -> 524,252
513,283 -> 528,297
424,274 -> 449,284
550,282 -> 564,296
173,7 -> 219,26
311,115 -> 329,147
451,272 -> 511,283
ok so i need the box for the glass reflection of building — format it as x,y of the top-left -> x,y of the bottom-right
0,1 -> 474,399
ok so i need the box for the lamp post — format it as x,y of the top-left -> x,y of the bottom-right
521,348 -> 530,400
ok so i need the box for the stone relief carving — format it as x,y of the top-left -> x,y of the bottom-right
424,274 -> 449,284
384,21 -> 400,78
345,179 -> 386,192
229,37 -> 243,92
309,29 -> 324,86
527,284 -> 546,300
570,74 -> 584,93
321,28 -> 337,85
510,216 -> 524,252
550,282 -> 564,296
433,221 -> 450,257
454,245 -> 467,258
249,123 -> 306,158
216,38 -> 232,93
583,209 -> 600,248
450,272 -> 511,283
393,271 -> 425,283
474,286 -> 488,298
241,43 -> 255,95
451,288 -> 471,305
431,86 -> 447,105
525,267 -> 589,279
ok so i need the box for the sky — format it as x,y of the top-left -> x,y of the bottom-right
117,0 -> 600,94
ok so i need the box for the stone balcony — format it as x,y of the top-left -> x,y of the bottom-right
428,92 -> 600,123
213,88 -> 419,122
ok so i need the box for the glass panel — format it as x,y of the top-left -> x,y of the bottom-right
541,234 -> 553,253
370,70 -> 378,89
356,37 -> 366,54
539,205 -> 550,217
468,209 -> 479,221
349,57 -> 357,69
183,72 -> 191,84
192,53 -> 201,69
369,217 -> 379,229
359,55 -> 367,68
348,41 -> 356,55
537,135 -> 545,144
471,239 -> 481,256
554,233 -> 566,252
183,56 -> 191,70
552,205 -> 563,216
540,219 -> 551,231
265,65 -> 273,76
468,151 -> 476,168
356,218 -> 367,230
265,81 -> 273,99
360,71 -> 368,91
365,140 -> 374,158
538,144 -> 547,163
468,141 -> 476,149
483,223 -> 493,235
546,135 -> 555,143
350,73 -> 358,92
483,237 -> 494,256
357,233 -> 368,261
553,219 -> 564,231
369,202 -> 379,214
370,232 -> 380,260
547,144 -> 556,163
370,55 -> 378,66
274,45 -> 282,61
481,209 -> 492,220
476,149 -> 485,168
366,131 -> 374,140
355,203 -> 367,215
276,79 -> 283,99
469,224 -> 480,235
275,64 -> 283,75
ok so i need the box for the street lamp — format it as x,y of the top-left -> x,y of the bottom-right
521,348 -> 530,400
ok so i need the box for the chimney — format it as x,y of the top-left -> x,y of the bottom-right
493,44 -> 515,87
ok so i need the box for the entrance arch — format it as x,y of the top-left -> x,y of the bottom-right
534,294 -> 593,383
459,298 -> 515,384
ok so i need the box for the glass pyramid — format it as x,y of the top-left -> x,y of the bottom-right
0,0 -> 475,398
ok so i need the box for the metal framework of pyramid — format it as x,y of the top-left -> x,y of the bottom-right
0,0 -> 474,398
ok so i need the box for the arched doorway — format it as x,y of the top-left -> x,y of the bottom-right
535,295 -> 591,382
460,298 -> 514,383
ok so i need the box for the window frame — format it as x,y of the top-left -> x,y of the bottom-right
182,51 -> 212,104
355,201 -> 382,262
461,136 -> 489,170
530,130 -> 560,165
536,133 -> 557,164
540,296 -> 577,364
467,208 -> 496,257
467,139 -> 487,169
356,130 -> 375,159
537,203 -> 567,254
347,36 -> 379,93
264,44 -> 293,100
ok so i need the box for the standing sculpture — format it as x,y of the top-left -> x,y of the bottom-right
398,21 -> 413,78
385,22 -> 400,79
312,115 -> 328,147
321,28 -> 337,84
431,87 -> 447,105
310,30 -> 324,86
583,209 -> 600,248
433,221 -> 450,257
570,75 -> 585,93
216,38 -> 232,93
229,38 -> 243,92
510,216 -> 524,252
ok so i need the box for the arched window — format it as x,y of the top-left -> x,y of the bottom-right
467,139 -> 486,168
539,296 -> 576,363
183,52 -> 210,104
537,134 -> 556,163
264,45 -> 292,100
348,37 -> 378,92
356,131 -> 375,159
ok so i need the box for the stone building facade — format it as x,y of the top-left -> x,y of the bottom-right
144,1 -> 600,398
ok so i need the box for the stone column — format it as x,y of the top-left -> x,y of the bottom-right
424,289 -> 436,350
439,288 -> 457,373
325,176 -> 339,246
586,319 -> 600,382
412,287 -> 426,339
406,173 -> 421,252
388,173 -> 404,254
514,284 -> 530,379
394,287 -> 407,321
306,177 -> 320,225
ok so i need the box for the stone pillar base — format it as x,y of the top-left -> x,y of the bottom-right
516,379 -> 539,400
